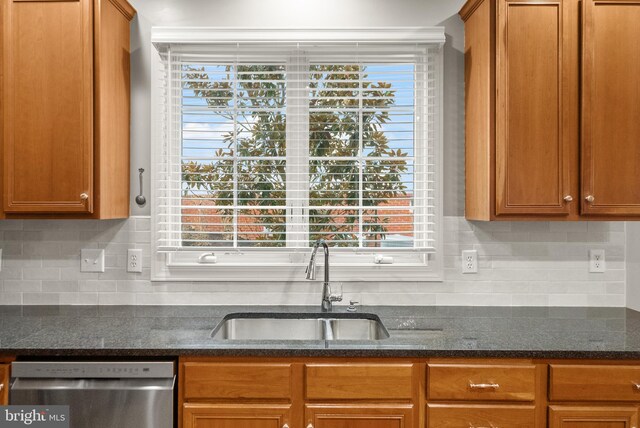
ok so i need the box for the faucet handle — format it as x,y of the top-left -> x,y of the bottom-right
327,282 -> 343,302
329,293 -> 343,302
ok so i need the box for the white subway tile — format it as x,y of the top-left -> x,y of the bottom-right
0,216 -> 628,307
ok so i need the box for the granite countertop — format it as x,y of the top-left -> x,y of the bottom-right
0,305 -> 639,359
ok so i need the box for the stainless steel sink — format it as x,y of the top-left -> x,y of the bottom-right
211,313 -> 389,341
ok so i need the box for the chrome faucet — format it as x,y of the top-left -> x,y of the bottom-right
305,239 -> 342,312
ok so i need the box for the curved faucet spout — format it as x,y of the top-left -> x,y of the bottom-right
305,239 -> 340,312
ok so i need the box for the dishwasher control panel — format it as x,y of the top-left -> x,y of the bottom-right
11,361 -> 175,379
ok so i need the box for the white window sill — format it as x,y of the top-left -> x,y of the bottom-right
151,262 -> 443,282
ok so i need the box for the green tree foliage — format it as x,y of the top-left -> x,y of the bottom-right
181,63 -> 409,247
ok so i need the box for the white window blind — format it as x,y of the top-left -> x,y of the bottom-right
151,29 -> 444,282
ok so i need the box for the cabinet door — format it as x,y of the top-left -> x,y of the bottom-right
495,0 -> 576,216
581,0 -> 640,215
2,0 -> 93,213
0,364 -> 8,405
428,404 -> 536,428
183,404 -> 291,428
550,406 -> 639,428
305,404 -> 413,428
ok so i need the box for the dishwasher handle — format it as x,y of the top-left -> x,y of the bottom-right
11,377 -> 175,392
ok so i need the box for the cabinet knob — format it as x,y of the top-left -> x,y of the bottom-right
283,425 -> 289,428
585,195 -> 595,203
307,424 -> 314,428
563,195 -> 573,202
80,193 -> 89,201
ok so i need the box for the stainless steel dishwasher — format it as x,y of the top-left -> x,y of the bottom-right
10,361 -> 175,428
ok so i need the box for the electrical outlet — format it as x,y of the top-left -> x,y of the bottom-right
128,249 -> 143,273
81,249 -> 105,273
589,249 -> 606,273
462,250 -> 478,274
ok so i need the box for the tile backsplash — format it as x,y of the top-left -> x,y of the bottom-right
0,217 -> 626,306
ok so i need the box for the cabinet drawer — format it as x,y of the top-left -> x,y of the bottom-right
427,404 -> 536,428
183,363 -> 292,400
305,363 -> 413,400
428,364 -> 536,401
550,365 -> 640,401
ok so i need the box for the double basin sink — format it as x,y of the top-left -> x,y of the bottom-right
211,313 -> 389,341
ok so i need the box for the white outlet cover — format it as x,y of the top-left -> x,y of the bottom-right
589,249 -> 606,273
128,249 -> 143,273
81,249 -> 105,273
462,250 -> 478,274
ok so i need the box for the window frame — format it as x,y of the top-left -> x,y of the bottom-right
150,28 -> 445,282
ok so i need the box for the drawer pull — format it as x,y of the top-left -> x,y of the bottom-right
469,382 -> 500,390
633,382 -> 640,390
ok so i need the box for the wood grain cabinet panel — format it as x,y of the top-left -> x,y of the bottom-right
305,404 -> 413,428
427,404 -> 536,428
0,364 -> 8,405
549,406 -> 639,428
550,365 -> 640,402
495,0 -> 573,216
461,0 -> 640,221
305,363 -> 414,400
428,363 -> 536,402
1,0 -> 134,218
183,363 -> 292,400
581,0 -> 640,216
183,404 -> 291,428
461,0 -> 579,221
3,0 -> 94,213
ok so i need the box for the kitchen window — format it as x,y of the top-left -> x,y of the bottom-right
151,29 -> 444,282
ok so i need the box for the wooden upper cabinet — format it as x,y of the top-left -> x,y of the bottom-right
581,0 -> 640,216
3,0 -> 93,213
462,0 -> 640,220
495,0 -> 574,216
1,0 -> 135,218
461,0 -> 580,221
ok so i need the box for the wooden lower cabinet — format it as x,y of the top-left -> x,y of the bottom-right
549,406 -> 639,428
179,358 -> 640,428
427,404 -> 536,428
550,365 -> 640,402
0,364 -> 8,405
183,404 -> 291,428
305,404 -> 414,428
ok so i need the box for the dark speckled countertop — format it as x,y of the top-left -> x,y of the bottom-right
1,305 -> 639,359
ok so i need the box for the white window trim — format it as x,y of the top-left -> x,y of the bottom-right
151,27 -> 446,46
150,27 -> 445,282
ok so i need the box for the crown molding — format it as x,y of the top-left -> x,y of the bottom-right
459,0 -> 487,22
